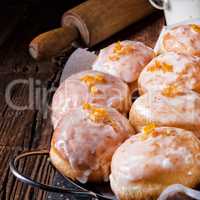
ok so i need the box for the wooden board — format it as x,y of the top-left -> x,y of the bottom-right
0,1 -> 165,199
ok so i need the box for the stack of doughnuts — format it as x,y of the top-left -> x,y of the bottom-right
119,23 -> 200,200
50,103 -> 134,183
50,24 -> 200,200
131,24 -> 200,138
50,40 -> 153,184
51,70 -> 131,128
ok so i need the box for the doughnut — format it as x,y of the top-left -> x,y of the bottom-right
51,70 -> 131,129
110,126 -> 200,200
162,24 -> 200,56
129,90 -> 200,138
138,52 -> 200,95
50,103 -> 134,183
92,40 -> 154,93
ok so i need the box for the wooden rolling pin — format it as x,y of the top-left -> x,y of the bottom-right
29,0 -> 154,60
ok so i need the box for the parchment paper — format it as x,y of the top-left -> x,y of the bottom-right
60,48 -> 97,83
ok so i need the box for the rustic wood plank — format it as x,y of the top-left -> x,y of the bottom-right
0,146 -> 55,200
0,73 -> 58,149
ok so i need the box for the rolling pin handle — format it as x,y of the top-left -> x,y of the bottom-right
29,25 -> 79,60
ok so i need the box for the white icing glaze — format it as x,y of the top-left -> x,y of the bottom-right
162,158 -> 173,169
162,24 -> 200,56
110,127 -> 200,185
52,104 -> 134,183
92,40 -> 154,83
138,52 -> 200,94
51,70 -> 131,129
130,90 -> 200,137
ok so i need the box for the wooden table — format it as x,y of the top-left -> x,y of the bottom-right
0,2 -> 164,199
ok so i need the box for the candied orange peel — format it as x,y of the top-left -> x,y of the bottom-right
90,108 -> 108,122
109,54 -> 120,61
80,74 -> 106,87
161,84 -> 182,97
80,74 -> 106,95
140,124 -> 174,140
140,123 -> 157,140
143,123 -> 156,134
90,86 -> 98,95
148,61 -> 173,73
82,103 -> 115,126
82,102 -> 92,110
191,24 -> 200,33
113,41 -> 123,53
109,41 -> 134,61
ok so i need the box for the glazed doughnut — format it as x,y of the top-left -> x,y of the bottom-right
129,90 -> 200,138
50,103 -> 134,183
138,52 -> 200,95
162,24 -> 200,56
51,70 -> 131,129
110,126 -> 200,200
92,40 -> 154,93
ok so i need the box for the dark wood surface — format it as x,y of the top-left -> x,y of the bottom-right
0,2 -> 165,199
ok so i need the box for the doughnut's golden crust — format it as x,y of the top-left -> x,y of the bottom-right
50,145 -> 109,182
128,81 -> 138,95
110,127 -> 200,200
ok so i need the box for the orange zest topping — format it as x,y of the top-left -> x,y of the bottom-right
162,85 -> 177,97
109,54 -> 120,61
95,74 -> 105,82
89,108 -> 109,123
80,75 -> 97,86
140,123 -> 156,140
80,74 -> 106,94
82,103 -> 115,126
161,84 -> 182,97
80,74 -> 106,87
143,123 -> 156,134
82,102 -> 92,110
109,41 -> 134,61
148,61 -> 173,73
140,124 -> 174,141
191,24 -> 200,33
162,63 -> 173,72
90,86 -> 98,95
113,41 -> 123,53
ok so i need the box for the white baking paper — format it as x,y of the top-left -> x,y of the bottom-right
60,48 -> 97,84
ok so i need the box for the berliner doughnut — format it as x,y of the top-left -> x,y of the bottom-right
138,52 -> 200,95
51,70 -> 131,129
129,90 -> 200,138
162,24 -> 200,56
50,103 -> 134,183
92,40 -> 154,93
110,126 -> 200,200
